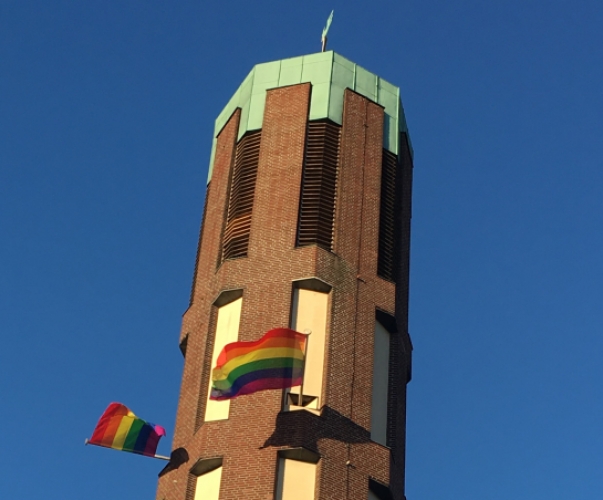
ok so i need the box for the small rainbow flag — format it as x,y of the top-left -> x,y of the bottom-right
88,403 -> 166,457
210,327 -> 307,401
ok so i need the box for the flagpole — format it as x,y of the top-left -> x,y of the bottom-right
297,330 -> 311,407
84,438 -> 170,461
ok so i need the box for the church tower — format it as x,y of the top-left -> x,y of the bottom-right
156,51 -> 414,500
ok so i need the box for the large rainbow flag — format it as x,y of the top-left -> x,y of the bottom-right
210,327 -> 307,401
88,403 -> 166,457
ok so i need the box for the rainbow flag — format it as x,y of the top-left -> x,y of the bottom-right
88,403 -> 166,457
210,327 -> 307,401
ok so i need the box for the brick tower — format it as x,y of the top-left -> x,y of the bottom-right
156,51 -> 414,500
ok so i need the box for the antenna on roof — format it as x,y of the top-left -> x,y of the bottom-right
321,10 -> 334,52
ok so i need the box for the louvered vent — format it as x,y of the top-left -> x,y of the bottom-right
222,131 -> 261,261
297,120 -> 341,250
378,150 -> 398,282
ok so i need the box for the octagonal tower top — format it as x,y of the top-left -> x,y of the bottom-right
207,51 -> 412,181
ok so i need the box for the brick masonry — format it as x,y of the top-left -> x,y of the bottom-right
156,84 -> 413,500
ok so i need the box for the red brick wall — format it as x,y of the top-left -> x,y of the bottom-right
156,85 -> 412,500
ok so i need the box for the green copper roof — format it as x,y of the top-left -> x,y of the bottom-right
207,51 -> 412,181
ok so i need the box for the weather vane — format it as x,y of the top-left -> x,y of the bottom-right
321,10 -> 334,52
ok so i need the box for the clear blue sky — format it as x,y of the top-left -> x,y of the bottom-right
2,1 -> 603,498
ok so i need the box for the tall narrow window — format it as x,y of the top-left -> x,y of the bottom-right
275,450 -> 319,500
285,279 -> 330,412
297,120 -> 340,250
187,458 -> 223,500
222,131 -> 261,261
204,294 -> 243,422
371,320 -> 391,446
378,149 -> 398,282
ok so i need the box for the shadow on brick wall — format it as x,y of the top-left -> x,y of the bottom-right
158,447 -> 189,477
261,406 -> 371,452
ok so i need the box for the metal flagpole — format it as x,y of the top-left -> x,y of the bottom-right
84,438 -> 170,461
297,329 -> 311,407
